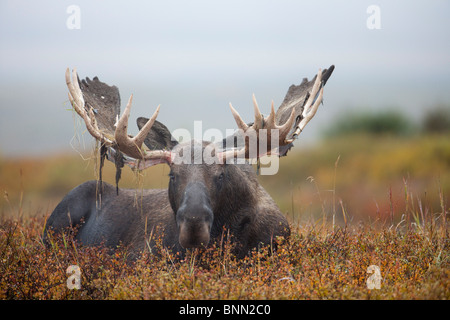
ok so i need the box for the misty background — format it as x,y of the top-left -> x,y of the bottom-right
1,0 -> 449,157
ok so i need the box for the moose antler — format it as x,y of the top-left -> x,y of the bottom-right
65,68 -> 173,169
285,68 -> 324,142
65,68 -> 114,145
221,67 -> 327,162
225,95 -> 296,159
66,66 -> 333,170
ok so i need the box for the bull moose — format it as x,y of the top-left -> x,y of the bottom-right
43,66 -> 335,258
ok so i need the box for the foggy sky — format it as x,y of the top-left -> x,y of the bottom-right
1,0 -> 449,156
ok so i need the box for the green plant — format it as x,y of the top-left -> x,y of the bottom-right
324,110 -> 416,137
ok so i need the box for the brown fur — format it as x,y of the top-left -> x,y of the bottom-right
44,142 -> 290,259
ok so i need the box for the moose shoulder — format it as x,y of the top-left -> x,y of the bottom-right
44,66 -> 334,258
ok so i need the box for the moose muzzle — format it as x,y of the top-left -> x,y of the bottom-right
176,182 -> 213,248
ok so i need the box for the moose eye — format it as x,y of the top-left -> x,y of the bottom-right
216,172 -> 224,183
168,173 -> 176,183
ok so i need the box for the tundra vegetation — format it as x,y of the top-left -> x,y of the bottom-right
0,92 -> 448,299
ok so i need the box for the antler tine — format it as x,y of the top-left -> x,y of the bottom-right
115,94 -> 162,160
267,99 -> 296,143
252,94 -> 263,130
285,68 -> 324,142
279,107 -> 297,141
114,94 -> 133,148
229,102 -> 249,131
302,68 -> 322,117
296,68 -> 323,134
134,104 -> 160,143
65,68 -> 84,117
265,101 -> 277,128
65,68 -> 113,145
298,86 -> 323,132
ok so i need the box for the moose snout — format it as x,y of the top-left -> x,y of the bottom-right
176,182 -> 213,248
178,215 -> 212,248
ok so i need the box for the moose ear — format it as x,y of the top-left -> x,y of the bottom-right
136,117 -> 179,151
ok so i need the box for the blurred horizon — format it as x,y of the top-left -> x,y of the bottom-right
1,1 -> 450,157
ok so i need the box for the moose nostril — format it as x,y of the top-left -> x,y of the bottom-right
185,213 -> 211,224
178,220 -> 211,248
